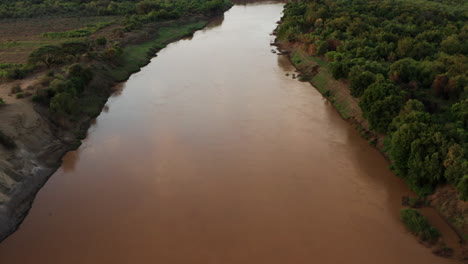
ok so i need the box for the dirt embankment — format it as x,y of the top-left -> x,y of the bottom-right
0,74 -> 77,241
0,12 -> 230,242
273,38 -> 468,262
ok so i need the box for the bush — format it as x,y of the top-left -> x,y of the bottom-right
61,41 -> 89,57
32,94 -> 45,104
400,208 -> 440,243
15,92 -> 26,99
0,97 -> 4,105
49,92 -> 78,115
39,75 -> 54,86
96,36 -> 107,46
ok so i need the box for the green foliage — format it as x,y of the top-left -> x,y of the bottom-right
400,208 -> 440,243
0,97 -> 4,105
0,64 -> 34,80
279,0 -> 468,198
61,41 -> 89,58
441,35 -> 464,55
359,79 -> 403,133
102,42 -> 123,62
458,175 -> 468,200
49,92 -> 77,115
349,70 -> 376,97
28,45 -> 66,68
389,58 -> 419,83
96,36 -> 107,46
42,21 -> 113,39
315,40 -> 328,55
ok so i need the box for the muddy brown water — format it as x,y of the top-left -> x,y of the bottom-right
0,2 -> 460,263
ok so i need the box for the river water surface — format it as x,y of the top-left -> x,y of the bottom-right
0,2 -> 459,264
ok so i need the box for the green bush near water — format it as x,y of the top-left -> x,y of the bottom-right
400,208 -> 440,243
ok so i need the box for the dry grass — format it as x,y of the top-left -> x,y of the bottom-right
0,16 -> 118,64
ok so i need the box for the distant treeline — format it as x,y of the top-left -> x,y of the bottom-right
0,0 -> 229,19
278,0 -> 467,198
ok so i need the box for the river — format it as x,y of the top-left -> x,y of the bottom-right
0,2 -> 459,263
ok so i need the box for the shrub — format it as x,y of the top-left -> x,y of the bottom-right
49,79 -> 69,93
96,36 -> 107,46
400,208 -> 440,243
16,92 -> 26,99
0,97 -> 4,105
49,92 -> 78,116
39,75 -> 54,86
32,94 -> 45,104
61,41 -> 89,58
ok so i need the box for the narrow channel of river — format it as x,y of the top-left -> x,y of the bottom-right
0,2 -> 459,263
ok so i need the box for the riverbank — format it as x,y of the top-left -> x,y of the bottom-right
273,38 -> 468,262
0,10 -> 231,242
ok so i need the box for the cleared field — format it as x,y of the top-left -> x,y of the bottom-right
0,16 -> 118,63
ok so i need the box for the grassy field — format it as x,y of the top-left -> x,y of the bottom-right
0,16 -> 117,64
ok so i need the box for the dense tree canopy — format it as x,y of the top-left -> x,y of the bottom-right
278,0 -> 468,198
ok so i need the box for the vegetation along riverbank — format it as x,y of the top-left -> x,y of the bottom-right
0,0 -> 232,242
275,0 -> 467,260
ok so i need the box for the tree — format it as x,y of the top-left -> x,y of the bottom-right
440,35 -> 463,55
28,45 -> 65,68
406,131 -> 447,195
350,70 -> 376,97
49,92 -> 77,115
366,94 -> 403,133
359,79 -> 404,133
457,175 -> 468,201
389,58 -> 418,83
315,40 -> 328,55
451,99 -> 468,129
443,144 -> 467,185
61,41 -> 89,58
396,37 -> 414,58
